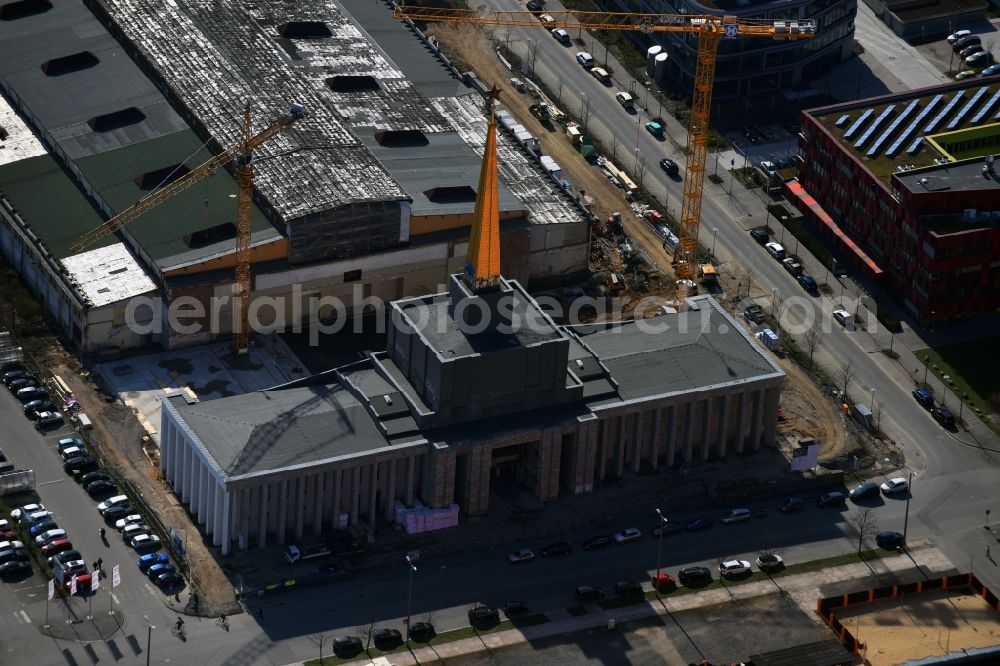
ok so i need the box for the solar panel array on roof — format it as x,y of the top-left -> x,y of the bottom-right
946,87 -> 988,130
844,108 -> 874,139
854,104 -> 895,148
972,89 -> 1000,123
867,99 -> 919,157
906,136 -> 923,154
835,114 -> 850,127
886,95 -> 942,157
924,91 -> 965,133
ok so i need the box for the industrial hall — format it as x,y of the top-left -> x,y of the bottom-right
159,93 -> 786,555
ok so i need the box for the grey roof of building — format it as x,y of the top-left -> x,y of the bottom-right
896,161 -> 1000,193
566,297 -> 784,403
0,1 -> 189,160
168,383 -> 424,480
357,132 -> 525,218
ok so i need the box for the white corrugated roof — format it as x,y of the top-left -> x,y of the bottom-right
61,244 -> 157,308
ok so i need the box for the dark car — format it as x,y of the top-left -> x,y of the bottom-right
147,563 -> 176,580
614,580 -> 643,596
778,496 -> 803,513
931,406 -> 956,429
409,621 -> 435,641
743,305 -> 765,325
503,601 -> 528,616
29,519 -> 58,537
911,387 -> 934,409
0,560 -> 31,577
798,274 -> 818,293
81,471 -> 112,488
849,482 -> 880,501
582,535 -> 611,550
332,636 -> 364,656
526,0 -> 544,11
0,548 -> 28,564
959,43 -> 984,59
653,520 -> 683,537
64,456 -> 97,475
3,370 -> 31,386
154,571 -> 184,588
678,566 -> 712,586
574,585 -> 604,602
468,605 -> 500,626
6,378 -> 33,393
373,628 -> 403,649
103,505 -> 133,523
686,517 -> 713,531
50,550 -> 83,567
23,399 -> 55,419
86,480 -> 118,497
818,491 -> 846,508
875,530 -> 905,549
750,228 -> 769,245
659,158 -> 679,176
540,541 -> 572,557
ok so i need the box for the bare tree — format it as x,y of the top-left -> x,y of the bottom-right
308,633 -> 329,664
526,38 -> 540,77
849,507 -> 879,555
836,358 -> 856,402
636,158 -> 648,191
611,133 -> 619,162
581,94 -> 593,134
355,619 -> 376,653
556,78 -> 565,104
804,326 -> 823,365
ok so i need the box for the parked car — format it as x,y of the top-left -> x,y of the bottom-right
678,566 -> 712,586
955,69 -> 977,80
875,530 -> 905,549
332,636 -> 364,656
41,539 -> 73,556
818,491 -> 846,508
64,456 -> 97,476
0,560 -> 32,577
409,621 -> 435,641
765,242 -> 786,260
797,274 -> 818,293
719,559 -> 752,577
782,257 -> 803,276
153,571 -> 183,588
953,34 -> 980,51
931,406 -> 956,428
147,563 -> 176,580
966,51 -> 992,68
750,228 -> 769,245
615,91 -> 635,109
86,481 -> 118,497
537,13 -> 555,24
3,370 -> 32,387
582,535 -> 611,550
50,550 -> 83,568
373,628 -> 403,649
743,305 -> 765,325
541,541 -> 573,557
121,524 -> 149,540
468,605 -> 500,625
574,585 -> 604,602
526,0 -> 544,11
35,412 -> 64,429
644,121 -> 664,137
130,534 -> 160,550
11,504 -> 44,522
23,399 -> 56,419
686,517 -> 713,531
102,505 -> 133,523
57,437 -> 85,454
614,580 -> 643,596
589,66 -> 610,83
0,548 -> 28,564
652,520 -> 683,536
98,495 -> 130,516
981,64 -> 1000,77
550,28 -> 570,44
880,477 -> 909,495
6,378 -> 33,393
613,528 -> 641,543
849,482 -> 880,501
947,29 -> 971,45
60,446 -> 84,462
960,44 -> 985,59
503,601 -> 528,616
138,552 -> 169,572
17,387 -> 49,403
507,549 -> 536,564
651,571 -> 676,590
659,158 -> 679,176
756,552 -> 784,571
81,471 -> 111,487
911,386 -> 934,409
115,515 -> 145,531
29,519 -> 59,537
721,508 -> 751,524
35,529 -> 67,547
575,51 -> 595,68
832,309 -> 854,330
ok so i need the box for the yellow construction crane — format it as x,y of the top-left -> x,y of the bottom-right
72,102 -> 306,355
392,6 -> 814,291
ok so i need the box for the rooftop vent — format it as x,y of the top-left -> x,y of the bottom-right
374,129 -> 428,147
135,164 -> 191,190
183,222 -> 237,249
278,21 -> 332,39
0,0 -> 52,20
423,186 -> 476,203
87,107 -> 146,132
41,51 -> 100,76
325,75 -> 381,93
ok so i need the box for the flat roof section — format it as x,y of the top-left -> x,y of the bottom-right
896,160 -> 1000,194
61,244 -> 157,308
73,130 -> 277,269
0,154 -> 111,260
0,97 -> 47,167
0,0 -> 189,159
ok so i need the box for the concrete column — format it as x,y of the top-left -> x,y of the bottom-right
648,409 -> 661,471
178,439 -> 190,501
384,459 -> 397,522
159,419 -> 172,477
683,403 -> 695,463
580,421 -> 598,493
211,483 -> 223,542
404,457 -> 415,506
716,394 -> 730,458
238,487 -> 251,551
220,489 -> 232,555
206,477 -> 217,537
614,416 -> 626,478
762,386 -> 781,448
736,392 -> 751,453
258,484 -> 269,549
169,427 -> 182,487
547,433 -> 562,501
630,412 -> 643,474
294,477 -> 306,541
699,398 -> 711,461
196,461 -> 208,522
277,480 -> 289,544
333,469 -> 343,529
313,473 -> 325,537
368,463 -> 378,525
597,418 -> 610,482
351,466 -> 362,526
751,389 -> 766,451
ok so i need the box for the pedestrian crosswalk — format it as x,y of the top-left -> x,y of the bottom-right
0,609 -> 33,628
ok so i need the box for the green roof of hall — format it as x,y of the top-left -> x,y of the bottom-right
74,129 -> 278,271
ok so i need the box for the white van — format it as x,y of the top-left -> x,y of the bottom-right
615,91 -> 635,109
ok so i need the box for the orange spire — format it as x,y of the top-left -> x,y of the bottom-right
464,86 -> 502,291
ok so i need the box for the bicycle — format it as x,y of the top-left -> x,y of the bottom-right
216,616 -> 229,631
171,625 -> 187,640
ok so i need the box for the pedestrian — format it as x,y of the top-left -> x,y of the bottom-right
97,558 -> 103,571
988,545 -> 992,559
257,607 -> 263,618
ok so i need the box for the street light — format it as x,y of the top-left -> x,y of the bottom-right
404,554 -> 417,646
870,388 -> 876,414
143,614 -> 155,666
902,471 -> 913,539
654,509 -> 668,598
711,227 -> 719,257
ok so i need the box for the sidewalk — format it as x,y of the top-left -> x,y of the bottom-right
285,546 -> 954,665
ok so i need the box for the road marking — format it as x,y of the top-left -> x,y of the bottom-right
18,610 -> 30,624
112,593 -> 119,604
37,479 -> 65,487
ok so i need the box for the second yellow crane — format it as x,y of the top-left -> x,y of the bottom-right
392,6 -> 814,291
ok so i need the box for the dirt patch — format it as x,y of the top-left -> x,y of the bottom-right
774,357 -> 850,461
836,589 -> 1000,665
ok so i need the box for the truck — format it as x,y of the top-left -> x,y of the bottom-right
697,263 -> 718,285
0,469 -> 35,496
285,543 -> 331,564
756,328 -> 780,351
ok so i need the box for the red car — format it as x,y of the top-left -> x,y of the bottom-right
0,530 -> 15,541
42,539 -> 72,556
651,572 -> 676,591
63,573 -> 92,594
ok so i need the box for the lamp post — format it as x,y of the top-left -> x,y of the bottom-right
902,471 -> 913,539
870,388 -> 876,414
711,227 -> 719,257
634,148 -> 640,173
655,509 -> 667,598
771,287 -> 778,315
825,257 -> 837,288
143,614 -> 154,666
404,554 -> 417,646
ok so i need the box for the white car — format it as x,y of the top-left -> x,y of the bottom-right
765,242 -> 786,260
10,504 -> 43,522
719,559 -> 752,577
507,549 -> 536,564
537,13 -> 555,25
59,559 -> 87,576
97,495 -> 129,515
947,29 -> 971,45
35,529 -> 66,547
614,528 -> 641,544
60,446 -> 83,461
575,51 -> 595,68
130,534 -> 161,549
0,540 -> 25,551
880,477 -> 909,494
756,552 -> 784,571
551,28 -> 570,44
0,519 -> 8,531
115,515 -> 145,531
832,309 -> 854,330
590,66 -> 610,83
121,524 -> 149,540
